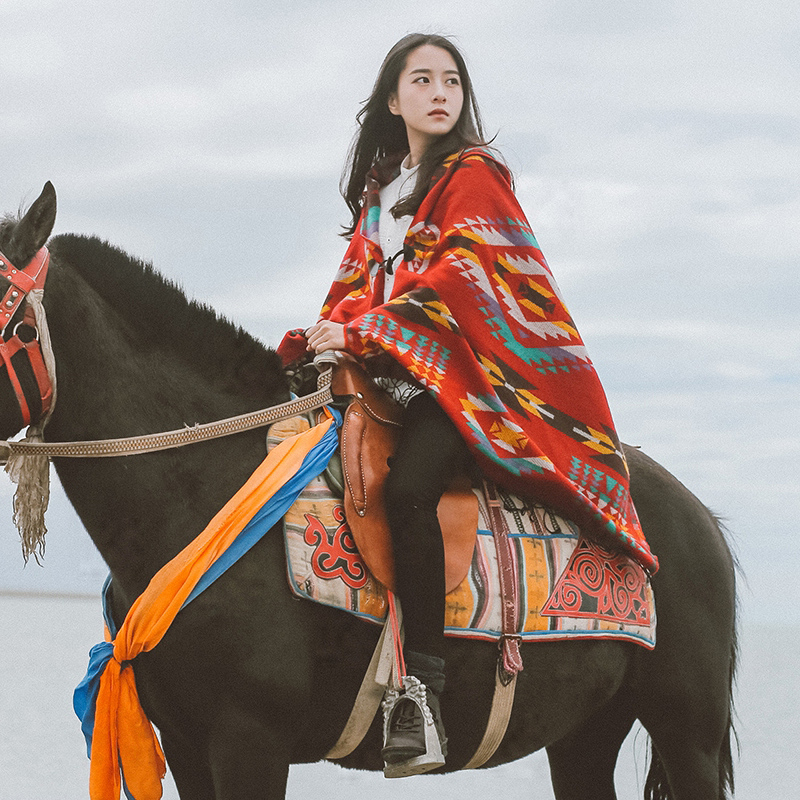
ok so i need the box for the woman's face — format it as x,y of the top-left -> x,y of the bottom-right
387,44 -> 464,164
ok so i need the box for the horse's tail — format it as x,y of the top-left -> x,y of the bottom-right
643,746 -> 669,800
643,721 -> 736,799
713,527 -> 739,799
644,593 -> 739,800
717,616 -> 739,798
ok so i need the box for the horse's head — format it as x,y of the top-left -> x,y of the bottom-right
0,182 -> 57,440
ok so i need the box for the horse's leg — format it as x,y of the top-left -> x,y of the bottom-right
637,669 -> 733,800
160,732 -> 216,800
633,589 -> 735,799
545,693 -> 636,800
206,705 -> 292,800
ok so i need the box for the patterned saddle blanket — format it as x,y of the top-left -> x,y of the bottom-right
269,416 -> 656,649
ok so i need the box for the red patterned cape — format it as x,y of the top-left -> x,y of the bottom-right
314,148 -> 657,573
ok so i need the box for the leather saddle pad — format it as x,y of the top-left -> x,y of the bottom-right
331,356 -> 479,593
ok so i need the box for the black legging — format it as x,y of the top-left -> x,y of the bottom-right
384,391 -> 470,660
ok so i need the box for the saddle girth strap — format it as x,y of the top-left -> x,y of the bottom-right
460,482 -> 525,770
483,481 -> 524,677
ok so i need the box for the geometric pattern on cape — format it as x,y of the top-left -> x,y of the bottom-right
477,350 -> 629,474
270,415 -> 656,650
318,147 -> 658,575
540,537 -> 653,626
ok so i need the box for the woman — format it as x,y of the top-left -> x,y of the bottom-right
295,32 -> 657,777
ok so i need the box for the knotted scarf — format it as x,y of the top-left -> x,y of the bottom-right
74,409 -> 340,800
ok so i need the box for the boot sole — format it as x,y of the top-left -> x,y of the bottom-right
383,751 -> 446,778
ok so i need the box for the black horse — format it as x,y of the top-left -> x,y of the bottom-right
0,183 -> 736,800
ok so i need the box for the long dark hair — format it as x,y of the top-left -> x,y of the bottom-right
340,33 -> 487,237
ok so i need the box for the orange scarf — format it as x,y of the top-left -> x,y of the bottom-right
86,411 -> 335,800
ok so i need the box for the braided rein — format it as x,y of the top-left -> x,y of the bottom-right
0,369 -> 333,461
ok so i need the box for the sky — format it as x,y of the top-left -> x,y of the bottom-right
0,0 -> 798,628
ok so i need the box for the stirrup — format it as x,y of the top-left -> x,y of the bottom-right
381,675 -> 446,778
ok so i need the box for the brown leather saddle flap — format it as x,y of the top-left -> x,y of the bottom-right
332,356 -> 478,593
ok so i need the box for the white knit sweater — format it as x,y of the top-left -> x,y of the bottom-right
377,156 -> 419,301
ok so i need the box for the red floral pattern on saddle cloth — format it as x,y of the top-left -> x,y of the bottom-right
540,537 -> 652,625
270,416 -> 656,650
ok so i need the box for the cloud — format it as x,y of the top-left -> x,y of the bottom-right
0,0 -> 797,621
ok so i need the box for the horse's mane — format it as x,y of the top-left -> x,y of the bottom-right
48,233 -> 287,400
0,213 -> 22,239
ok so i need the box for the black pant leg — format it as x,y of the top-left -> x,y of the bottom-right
384,391 -> 469,660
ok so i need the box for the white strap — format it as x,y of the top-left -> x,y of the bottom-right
325,612 -> 400,760
463,666 -> 518,769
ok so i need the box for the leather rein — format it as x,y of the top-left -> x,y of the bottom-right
0,247 -> 332,462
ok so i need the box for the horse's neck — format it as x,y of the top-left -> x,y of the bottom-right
43,257 -> 286,599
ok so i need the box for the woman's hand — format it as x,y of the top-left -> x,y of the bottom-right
305,320 -> 346,353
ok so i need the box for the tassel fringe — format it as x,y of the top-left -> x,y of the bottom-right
4,288 -> 57,564
5,425 -> 51,564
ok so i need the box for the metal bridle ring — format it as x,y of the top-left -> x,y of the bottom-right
12,320 -> 39,341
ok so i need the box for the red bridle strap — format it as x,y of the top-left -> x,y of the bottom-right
0,246 -> 50,334
21,305 -> 53,409
0,337 -> 32,426
0,247 -> 53,427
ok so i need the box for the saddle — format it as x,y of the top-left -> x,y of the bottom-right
329,355 -> 479,593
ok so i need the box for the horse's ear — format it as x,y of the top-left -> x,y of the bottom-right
11,182 -> 57,260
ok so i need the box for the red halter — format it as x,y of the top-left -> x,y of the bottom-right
0,247 -> 53,428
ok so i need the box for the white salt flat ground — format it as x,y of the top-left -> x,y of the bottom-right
0,593 -> 796,799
